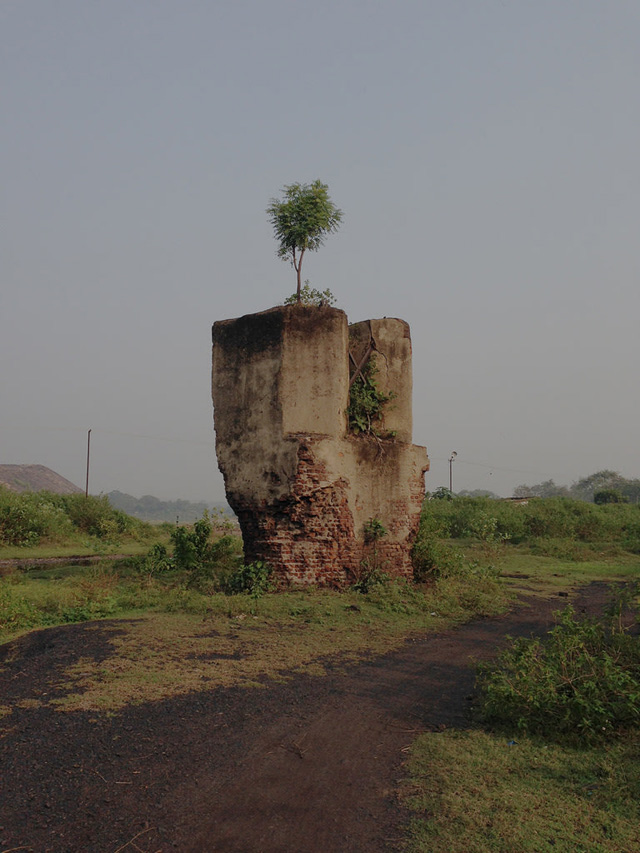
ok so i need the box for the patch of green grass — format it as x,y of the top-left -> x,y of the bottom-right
493,547 -> 640,597
49,585 -> 483,710
401,729 -> 640,853
0,568 -> 511,713
413,535 -> 640,601
0,541 -> 158,561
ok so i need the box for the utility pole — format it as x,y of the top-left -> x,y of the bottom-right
85,428 -> 92,498
449,451 -> 457,494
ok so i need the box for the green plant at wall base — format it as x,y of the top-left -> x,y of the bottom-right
348,356 -> 395,436
220,560 -> 274,597
364,517 -> 388,543
352,518 -> 390,592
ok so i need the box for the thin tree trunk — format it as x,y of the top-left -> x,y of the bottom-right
296,247 -> 305,302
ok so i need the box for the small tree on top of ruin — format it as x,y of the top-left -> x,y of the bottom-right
267,180 -> 343,303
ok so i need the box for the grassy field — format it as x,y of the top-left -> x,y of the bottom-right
2,491 -> 640,850
0,557 -> 509,712
0,540 -> 160,561
401,729 -> 640,853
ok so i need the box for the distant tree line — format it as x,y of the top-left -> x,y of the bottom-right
107,491 -> 232,523
452,471 -> 640,504
513,470 -> 640,504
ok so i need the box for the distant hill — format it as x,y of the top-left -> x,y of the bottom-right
106,491 -> 231,523
0,464 -> 82,495
0,467 -> 230,523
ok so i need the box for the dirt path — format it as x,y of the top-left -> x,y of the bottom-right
0,585 -> 610,853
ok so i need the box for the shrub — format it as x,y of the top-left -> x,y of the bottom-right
171,515 -> 213,570
0,490 -> 74,546
60,494 -> 135,538
429,487 -> 453,501
0,489 -> 151,548
283,282 -> 336,306
412,536 -> 465,582
125,543 -> 173,575
220,560 -> 274,597
190,535 -> 241,592
167,514 -> 242,591
416,495 -> 640,552
476,592 -> 640,743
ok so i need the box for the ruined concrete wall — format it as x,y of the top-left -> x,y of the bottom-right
211,304 -> 429,586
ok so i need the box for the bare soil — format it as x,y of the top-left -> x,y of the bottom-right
0,584 -> 611,853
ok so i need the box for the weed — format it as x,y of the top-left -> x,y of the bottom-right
350,517 -> 391,592
283,281 -> 336,306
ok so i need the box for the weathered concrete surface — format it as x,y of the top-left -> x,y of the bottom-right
211,304 -> 429,586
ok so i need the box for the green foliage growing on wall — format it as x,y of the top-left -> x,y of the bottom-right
348,356 -> 395,437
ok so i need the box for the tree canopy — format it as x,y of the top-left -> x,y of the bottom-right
267,180 -> 343,302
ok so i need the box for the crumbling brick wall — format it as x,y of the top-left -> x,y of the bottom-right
211,304 -> 429,586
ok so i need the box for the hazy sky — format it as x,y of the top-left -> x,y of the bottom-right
2,1 -> 639,501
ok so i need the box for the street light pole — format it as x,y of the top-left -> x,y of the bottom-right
85,429 -> 92,498
449,451 -> 457,494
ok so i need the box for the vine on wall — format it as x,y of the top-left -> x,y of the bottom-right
347,355 -> 395,437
